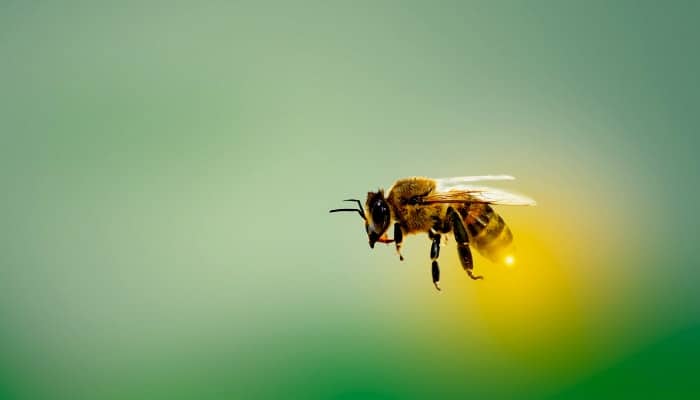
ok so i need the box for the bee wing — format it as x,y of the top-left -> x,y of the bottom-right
435,175 -> 515,192
424,185 -> 537,206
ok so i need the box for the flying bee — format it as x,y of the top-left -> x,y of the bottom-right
330,175 -> 536,290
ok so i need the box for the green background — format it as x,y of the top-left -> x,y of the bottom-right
2,1 -> 699,399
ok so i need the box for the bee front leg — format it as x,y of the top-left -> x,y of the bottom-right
429,229 -> 441,291
448,207 -> 483,280
394,223 -> 404,261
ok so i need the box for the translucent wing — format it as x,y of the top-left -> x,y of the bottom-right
435,175 -> 514,192
427,176 -> 536,206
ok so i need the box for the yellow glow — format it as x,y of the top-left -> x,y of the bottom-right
504,255 -> 515,266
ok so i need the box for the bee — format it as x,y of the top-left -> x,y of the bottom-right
330,175 -> 536,290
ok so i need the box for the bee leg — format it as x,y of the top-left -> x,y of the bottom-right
429,229 -> 441,290
394,223 -> 404,261
431,261 -> 441,291
448,207 -> 483,280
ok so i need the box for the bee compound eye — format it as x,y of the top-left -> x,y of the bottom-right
371,200 -> 387,221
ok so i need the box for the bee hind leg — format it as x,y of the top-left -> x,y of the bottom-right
448,207 -> 483,280
429,229 -> 441,290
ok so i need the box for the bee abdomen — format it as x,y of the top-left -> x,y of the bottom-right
463,204 -> 513,262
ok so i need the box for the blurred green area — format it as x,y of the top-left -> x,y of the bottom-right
1,1 -> 699,399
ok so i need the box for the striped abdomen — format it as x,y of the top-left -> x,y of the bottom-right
459,203 -> 513,263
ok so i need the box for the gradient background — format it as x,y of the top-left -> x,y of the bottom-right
2,1 -> 699,399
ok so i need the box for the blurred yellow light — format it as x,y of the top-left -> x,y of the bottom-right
505,255 -> 515,266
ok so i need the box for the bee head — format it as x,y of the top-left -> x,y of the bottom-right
365,190 -> 391,248
328,192 -> 391,249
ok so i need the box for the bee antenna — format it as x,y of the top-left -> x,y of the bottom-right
329,199 -> 366,220
329,208 -> 366,220
342,199 -> 366,218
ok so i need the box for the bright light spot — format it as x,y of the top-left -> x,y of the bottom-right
504,255 -> 515,266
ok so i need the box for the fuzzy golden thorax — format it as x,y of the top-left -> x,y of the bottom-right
386,177 -> 447,234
